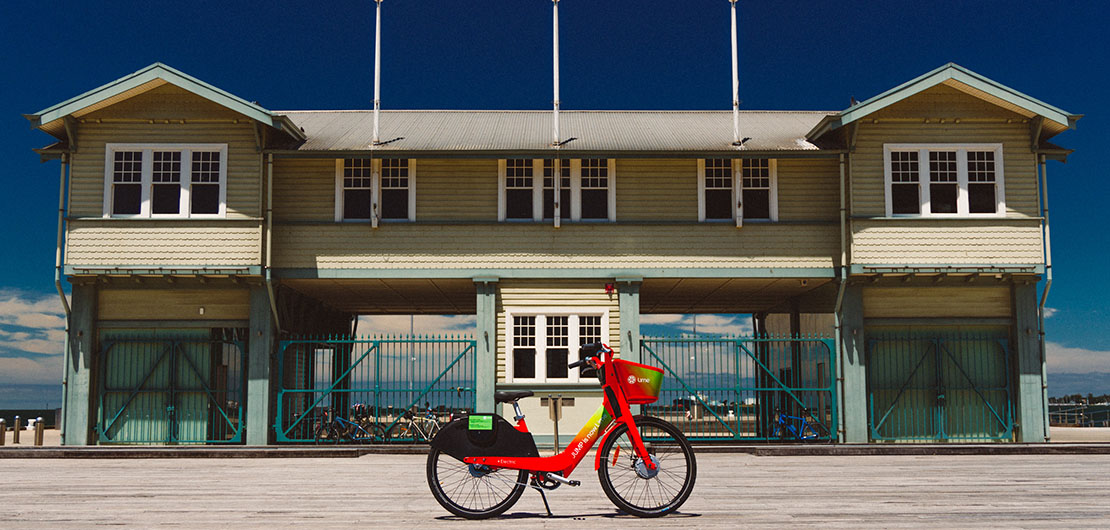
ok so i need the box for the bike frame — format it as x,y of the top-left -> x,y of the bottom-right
462,345 -> 655,479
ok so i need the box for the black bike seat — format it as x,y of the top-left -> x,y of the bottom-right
494,390 -> 534,403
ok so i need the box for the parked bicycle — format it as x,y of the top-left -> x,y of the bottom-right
426,343 -> 696,519
313,407 -> 385,444
771,407 -> 831,441
387,403 -> 446,442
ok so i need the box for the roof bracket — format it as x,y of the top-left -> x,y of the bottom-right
63,116 -> 79,152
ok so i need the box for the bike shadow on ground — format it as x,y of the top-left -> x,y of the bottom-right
436,511 -> 701,521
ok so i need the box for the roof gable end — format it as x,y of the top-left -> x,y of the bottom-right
809,63 -> 1080,141
27,63 -> 277,129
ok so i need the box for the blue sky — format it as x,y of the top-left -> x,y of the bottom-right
1,0 -> 1108,405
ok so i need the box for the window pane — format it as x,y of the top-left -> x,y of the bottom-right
543,189 -> 571,219
381,188 -> 408,219
581,189 -> 608,219
191,183 -> 220,214
742,189 -> 770,219
152,184 -> 180,214
113,151 -> 143,183
546,349 -> 569,379
506,189 -> 533,219
344,189 -> 372,219
930,183 -> 958,214
513,349 -> 536,379
513,316 -> 536,379
191,152 -> 221,183
579,316 -> 602,361
969,183 -> 997,213
113,184 -> 141,215
890,151 -> 919,183
546,316 -> 569,379
892,183 -> 920,214
705,189 -> 732,219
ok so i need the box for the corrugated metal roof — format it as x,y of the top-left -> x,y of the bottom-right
277,110 -> 833,153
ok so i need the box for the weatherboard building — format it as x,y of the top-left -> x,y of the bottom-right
27,62 -> 1075,445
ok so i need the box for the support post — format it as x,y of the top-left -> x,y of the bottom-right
617,280 -> 641,364
475,280 -> 498,414
247,285 -> 276,445
63,284 -> 96,445
839,284 -> 868,443
1014,282 -> 1046,442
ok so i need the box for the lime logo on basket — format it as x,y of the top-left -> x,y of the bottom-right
627,375 -> 636,385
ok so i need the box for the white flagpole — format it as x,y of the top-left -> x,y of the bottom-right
730,0 -> 740,145
373,0 -> 383,145
552,0 -> 561,146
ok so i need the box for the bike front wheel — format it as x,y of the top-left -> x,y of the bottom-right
597,416 -> 696,518
426,448 -> 527,519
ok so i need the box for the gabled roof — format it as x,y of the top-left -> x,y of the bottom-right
807,63 -> 1081,141
25,63 -> 304,142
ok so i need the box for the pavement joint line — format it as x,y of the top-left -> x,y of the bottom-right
4,443 -> 1110,458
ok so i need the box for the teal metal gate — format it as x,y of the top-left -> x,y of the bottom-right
641,335 -> 837,442
275,335 -> 475,443
867,332 -> 1013,441
97,333 -> 246,444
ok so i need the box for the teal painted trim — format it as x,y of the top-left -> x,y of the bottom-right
850,264 -> 1044,275
65,265 -> 262,276
31,63 -> 277,129
274,267 -> 837,280
63,284 -> 96,445
1013,283 -> 1046,442
246,286 -> 274,445
475,283 -> 497,414
838,63 -> 1076,130
840,285 -> 868,443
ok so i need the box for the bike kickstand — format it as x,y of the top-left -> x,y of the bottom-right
529,479 -> 553,517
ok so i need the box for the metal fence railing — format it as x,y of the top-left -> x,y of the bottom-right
1049,404 -> 1110,427
641,335 -> 837,442
97,333 -> 245,445
275,335 -> 475,443
867,332 -> 1012,442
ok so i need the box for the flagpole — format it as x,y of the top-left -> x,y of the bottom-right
730,0 -> 740,145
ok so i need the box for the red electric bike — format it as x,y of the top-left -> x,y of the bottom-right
426,343 -> 696,519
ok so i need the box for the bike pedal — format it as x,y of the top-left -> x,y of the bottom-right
568,480 -> 581,487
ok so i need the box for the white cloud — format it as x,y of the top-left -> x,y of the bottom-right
0,356 -> 61,385
1046,342 -> 1110,374
357,314 -> 476,336
0,290 -> 67,359
1043,307 -> 1058,319
641,314 -> 754,336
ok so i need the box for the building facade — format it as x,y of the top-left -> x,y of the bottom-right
28,63 -> 1076,445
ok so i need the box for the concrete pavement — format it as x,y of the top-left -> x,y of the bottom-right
3,452 -> 1109,528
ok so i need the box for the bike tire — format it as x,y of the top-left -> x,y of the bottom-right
386,423 -> 412,443
597,416 -> 696,518
426,447 -> 527,519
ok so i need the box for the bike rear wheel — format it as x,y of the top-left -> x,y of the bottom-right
426,448 -> 527,519
597,416 -> 696,518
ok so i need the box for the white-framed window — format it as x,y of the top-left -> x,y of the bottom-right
505,309 -> 609,384
884,144 -> 1005,217
498,159 -> 616,222
103,144 -> 228,218
698,158 -> 778,225
335,158 -> 416,223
